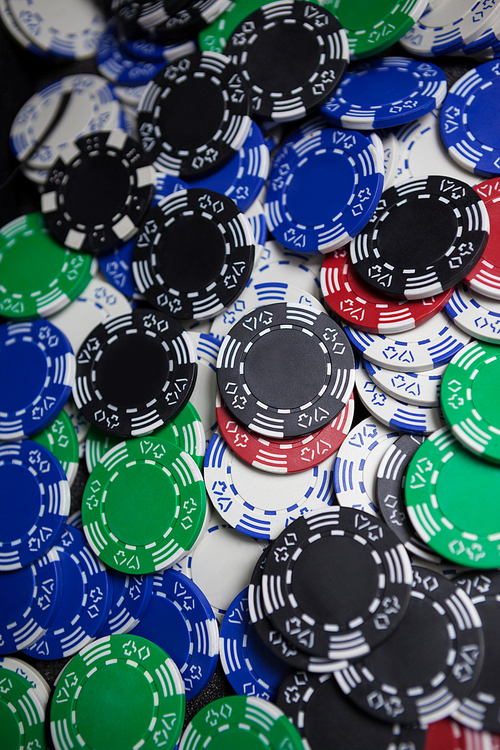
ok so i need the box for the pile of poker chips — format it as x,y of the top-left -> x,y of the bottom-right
3,1 -> 500,749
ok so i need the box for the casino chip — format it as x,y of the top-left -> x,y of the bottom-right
50,634 -> 185,750
24,525 -> 112,659
334,565 -> 484,727
466,177 -> 500,299
82,436 -> 206,574
365,359 -> 445,408
216,390 -> 354,474
137,51 -> 251,178
344,309 -> 471,373
405,426 -> 500,568
0,0 -> 52,56
321,248 -> 454,335
321,57 -> 447,130
217,302 -> 355,440
350,176 -> 490,300
441,341 -> 500,464
32,408 -> 80,486
0,669 -> 46,750
98,568 -> 154,637
188,332 -> 220,444
250,257 -> 322,299
129,569 -> 219,699
445,283 -> 500,344
0,657 -> 50,708
265,128 -> 384,254
97,20 -> 167,84
178,695 -> 305,749
132,188 -> 255,319
0,549 -> 62,653
220,587 -> 290,701
261,507 -> 412,660
41,130 -> 156,253
120,31 -> 197,63
73,308 -> 197,437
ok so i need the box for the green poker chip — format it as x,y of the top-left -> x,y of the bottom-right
405,426 -> 500,569
441,340 -> 500,465
0,668 -> 46,750
85,401 -> 205,474
32,407 -> 80,485
50,634 -> 185,750
82,436 -> 206,574
0,212 -> 96,320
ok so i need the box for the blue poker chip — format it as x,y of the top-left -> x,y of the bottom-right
128,569 -> 219,699
24,525 -> 112,660
186,122 -> 270,212
97,20 -> 166,85
320,57 -> 447,130
120,34 -> 196,63
98,569 -> 155,637
0,319 -> 75,440
265,127 -> 384,255
0,440 -> 70,571
220,587 -> 290,701
0,548 -> 63,653
441,59 -> 500,176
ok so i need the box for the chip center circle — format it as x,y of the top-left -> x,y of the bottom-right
0,702 -> 21,748
344,67 -> 417,107
160,78 -> 225,151
466,85 -> 500,150
0,464 -> 41,544
63,153 -> 131,226
0,340 -> 47,413
472,358 -> 500,426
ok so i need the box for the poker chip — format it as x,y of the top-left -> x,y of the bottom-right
265,127 -> 384,255
0,548 -> 62,653
256,237 -> 324,270
262,507 -> 412,660
320,248 -> 454,335
0,0 -> 52,56
376,433 -> 441,563
0,213 -> 97,320
129,569 -> 219,699
24,525 -> 112,659
50,634 -> 185,750
113,82 -> 149,108
178,695 -> 305,749
250,256 -> 322,299
355,358 -> 444,435
445,283 -> 500,344
224,0 -> 349,122
0,668 -> 46,750
41,130 -> 156,253
137,51 -> 251,178
350,176 -> 490,300
32,407 -> 80,486
334,416 -> 399,516
217,302 -> 355,440
220,587 -> 290,700
344,309 -> 471,373
405,426 -> 500,568
188,332 -> 220,444
73,308 -> 197,438
98,569 -> 154,637
334,565 -> 484,727
321,57 -> 447,130
441,341 -> 500,464
120,32 -> 197,63
364,359 -> 445,407
0,657 -> 50,708
97,20 -> 167,85
82,435 -> 206,573
132,188 -> 255,319
63,398 -> 90,449
216,390 -> 354,474
426,718 -> 500,750
466,177 -> 500,299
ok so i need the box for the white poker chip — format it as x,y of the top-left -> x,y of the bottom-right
188,332 -> 221,446
10,74 -> 123,172
257,239 -> 324,269
344,310 -> 471,373
364,359 -> 445,407
355,359 -> 444,436
334,416 -> 399,517
0,657 -> 50,708
9,0 -> 105,59
113,83 -> 148,109
0,0 -> 50,55
48,278 -> 132,355
63,398 -> 90,455
445,283 -> 500,344
20,163 -> 48,185
380,130 -> 400,190
250,256 -> 322,301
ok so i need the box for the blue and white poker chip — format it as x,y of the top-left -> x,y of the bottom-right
97,20 -> 167,85
364,359 -> 445,407
445,282 -> 500,344
220,587 -> 290,701
265,127 -> 384,254
98,569 -> 154,637
250,255 -> 322,300
189,332 -> 221,445
129,569 -> 219,699
120,34 -> 196,63
321,57 -> 447,130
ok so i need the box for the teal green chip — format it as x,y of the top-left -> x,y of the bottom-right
0,669 -> 46,750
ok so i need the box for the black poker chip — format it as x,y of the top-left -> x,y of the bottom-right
137,51 -> 252,177
224,0 -> 349,122
350,176 -> 490,300
113,0 -> 226,42
334,566 -> 484,727
41,130 -> 156,255
132,188 -> 255,319
261,507 -> 413,660
73,308 -> 197,437
216,301 -> 355,440
277,670 -> 427,750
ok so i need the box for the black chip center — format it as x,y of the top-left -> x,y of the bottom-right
96,333 -> 170,409
157,214 -> 226,292
160,78 -> 225,151
244,328 -> 327,409
244,24 -> 320,92
63,154 -> 131,226
377,198 -> 458,269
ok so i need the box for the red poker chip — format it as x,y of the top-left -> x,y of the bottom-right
320,248 -> 454,335
467,177 -> 500,300
424,719 -> 500,750
216,391 -> 354,474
